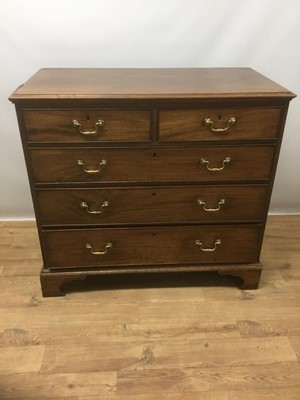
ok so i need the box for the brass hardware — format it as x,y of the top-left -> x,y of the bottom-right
77,159 -> 107,174
200,157 -> 231,171
80,200 -> 110,214
85,242 -> 112,255
197,198 -> 226,212
72,119 -> 105,135
204,117 -> 236,132
195,239 -> 222,252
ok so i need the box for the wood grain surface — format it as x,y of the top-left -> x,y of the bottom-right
23,109 -> 151,143
9,68 -> 295,100
35,185 -> 268,226
29,145 -> 275,183
42,224 -> 261,268
159,107 -> 282,141
0,215 -> 300,399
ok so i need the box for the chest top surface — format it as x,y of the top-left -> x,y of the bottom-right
9,68 -> 295,101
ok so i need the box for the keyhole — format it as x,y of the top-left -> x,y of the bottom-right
86,115 -> 90,122
152,192 -> 156,198
153,152 -> 157,159
218,115 -> 222,121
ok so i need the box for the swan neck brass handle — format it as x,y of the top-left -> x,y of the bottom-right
85,242 -> 112,255
197,198 -> 225,212
72,119 -> 105,135
200,157 -> 231,172
195,239 -> 222,252
77,159 -> 107,174
80,201 -> 110,214
204,117 -> 236,132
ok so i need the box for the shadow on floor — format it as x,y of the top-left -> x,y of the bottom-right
61,271 -> 242,295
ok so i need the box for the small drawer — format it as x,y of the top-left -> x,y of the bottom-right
42,225 -> 262,269
29,145 -> 275,184
159,107 -> 282,141
36,185 -> 268,226
22,109 -> 151,142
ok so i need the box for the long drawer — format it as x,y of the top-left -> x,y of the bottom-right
36,185 -> 268,225
159,107 -> 282,141
29,145 -> 275,183
23,109 -> 151,142
43,225 -> 262,269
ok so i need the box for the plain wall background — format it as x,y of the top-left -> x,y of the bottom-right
1,0 -> 299,219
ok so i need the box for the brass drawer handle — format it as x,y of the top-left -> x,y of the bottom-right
204,117 -> 236,132
85,242 -> 112,255
80,201 -> 110,214
72,119 -> 105,135
200,157 -> 231,171
197,198 -> 225,212
195,239 -> 222,252
77,159 -> 107,174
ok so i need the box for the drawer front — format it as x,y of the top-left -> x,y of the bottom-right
43,225 -> 261,269
159,107 -> 282,141
29,146 -> 275,183
36,185 -> 268,225
23,110 -> 151,142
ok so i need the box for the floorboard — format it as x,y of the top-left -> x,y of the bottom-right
0,215 -> 300,399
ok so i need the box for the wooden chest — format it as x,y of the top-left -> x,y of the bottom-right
9,68 -> 295,296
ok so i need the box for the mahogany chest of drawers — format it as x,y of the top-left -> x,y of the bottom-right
9,68 -> 295,296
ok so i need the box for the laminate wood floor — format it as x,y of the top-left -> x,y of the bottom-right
0,216 -> 300,399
